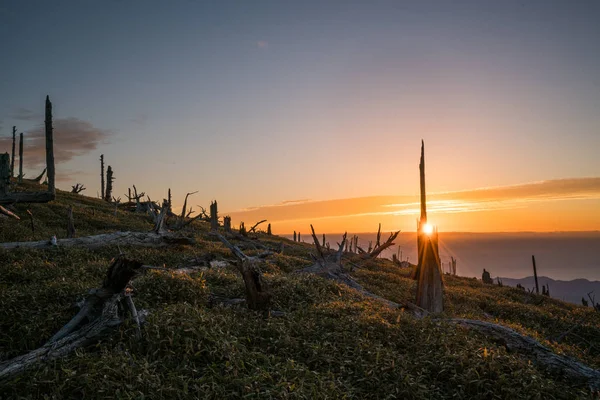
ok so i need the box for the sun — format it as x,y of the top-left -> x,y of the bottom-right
422,223 -> 434,235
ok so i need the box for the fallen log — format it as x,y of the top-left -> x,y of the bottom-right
449,318 -> 600,391
0,205 -> 19,220
0,231 -> 194,250
0,257 -> 146,383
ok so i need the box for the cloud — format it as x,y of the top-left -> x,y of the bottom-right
256,40 -> 268,49
11,107 -> 42,121
226,178 -> 600,226
0,118 -> 111,167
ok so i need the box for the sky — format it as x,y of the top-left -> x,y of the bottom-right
1,1 -> 599,233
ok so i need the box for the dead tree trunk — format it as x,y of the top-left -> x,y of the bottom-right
414,140 -> 444,313
104,166 -> 114,202
100,154 -> 105,200
293,231 -> 297,242
532,255 -> 540,294
18,132 -> 23,183
26,210 -> 34,234
210,200 -> 219,231
10,126 -> 15,178
45,96 -> 55,196
223,216 -> 232,233
214,233 -> 271,311
267,223 -> 272,235
66,206 -> 75,238
239,222 -> 247,237
71,183 -> 86,193
249,219 -> 266,233
0,154 -> 9,196
167,188 -> 172,213
0,257 -> 146,383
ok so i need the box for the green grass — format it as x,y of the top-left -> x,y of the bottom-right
1,184 -> 599,399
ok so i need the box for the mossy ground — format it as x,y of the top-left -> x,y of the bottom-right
1,183 -> 599,399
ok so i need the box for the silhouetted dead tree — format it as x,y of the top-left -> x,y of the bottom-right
28,168 -> 46,184
10,127 -> 16,179
71,183 -> 86,194
267,223 -> 272,235
214,232 -> 271,311
249,219 -> 266,233
356,226 -> 400,259
223,216 -> 232,233
293,231 -> 297,242
18,132 -> 23,183
100,155 -> 105,200
180,191 -> 198,219
210,201 -> 219,231
239,222 -> 247,237
532,255 -> 540,294
104,166 -> 114,202
0,96 -> 56,205
167,188 -> 172,213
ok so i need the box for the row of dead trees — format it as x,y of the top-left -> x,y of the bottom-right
3,126 -> 46,184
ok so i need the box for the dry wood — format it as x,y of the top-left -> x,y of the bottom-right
29,168 -> 46,184
0,204 -> 20,220
210,200 -> 219,231
100,154 -> 105,199
10,126 -> 16,178
18,132 -> 23,183
0,231 -> 194,250
0,257 -> 145,383
45,96 -> 55,195
213,232 -> 271,311
449,318 -> 600,390
223,216 -> 232,233
104,166 -> 114,202
180,191 -> 198,219
71,183 -> 86,193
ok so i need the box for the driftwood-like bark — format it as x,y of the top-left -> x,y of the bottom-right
0,205 -> 19,220
0,231 -> 194,250
449,318 -> 600,390
100,155 -> 105,200
0,257 -> 145,383
214,232 -> 271,311
10,127 -> 16,178
66,206 -> 75,238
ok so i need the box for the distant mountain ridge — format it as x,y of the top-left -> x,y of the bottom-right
498,276 -> 600,305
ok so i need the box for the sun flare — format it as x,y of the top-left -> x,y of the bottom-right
422,222 -> 434,235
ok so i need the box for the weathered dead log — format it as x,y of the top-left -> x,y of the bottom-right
449,318 -> 600,390
0,231 -> 194,250
0,204 -> 19,220
10,126 -> 16,178
66,206 -> 75,238
213,232 -> 271,311
0,257 -> 145,382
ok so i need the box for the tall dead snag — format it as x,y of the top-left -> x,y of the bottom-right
267,223 -> 272,235
210,200 -> 219,231
71,183 -> 86,193
214,233 -> 271,311
104,166 -> 114,202
532,255 -> 540,294
450,256 -> 457,275
356,225 -> 400,259
18,132 -> 23,183
0,154 -> 9,196
100,155 -> 105,200
67,206 -> 76,238
414,140 -> 444,313
293,231 -> 297,242
223,216 -> 232,233
180,191 -> 198,219
0,257 -> 146,383
45,96 -> 55,196
239,222 -> 247,237
167,188 -> 172,213
10,126 -> 15,178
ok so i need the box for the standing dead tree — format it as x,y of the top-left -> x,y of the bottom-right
239,222 -> 247,237
10,126 -> 15,178
0,256 -> 147,383
0,96 -> 56,205
267,223 -> 272,235
450,256 -> 457,275
100,155 -> 105,200
413,140 -> 444,313
104,166 -> 114,202
180,191 -> 198,219
18,132 -> 23,183
532,255 -> 540,294
223,216 -> 232,233
214,232 -> 271,311
210,200 -> 219,231
71,183 -> 86,194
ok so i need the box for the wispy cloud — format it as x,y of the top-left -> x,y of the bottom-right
0,118 -> 111,167
227,178 -> 600,226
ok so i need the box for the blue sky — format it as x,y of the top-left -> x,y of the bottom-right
1,1 -> 599,222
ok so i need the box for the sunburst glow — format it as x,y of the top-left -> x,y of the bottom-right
422,223 -> 434,235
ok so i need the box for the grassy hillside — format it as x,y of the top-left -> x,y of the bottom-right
1,183 -> 599,399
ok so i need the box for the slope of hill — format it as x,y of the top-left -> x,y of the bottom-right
500,276 -> 600,305
1,183 -> 600,399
